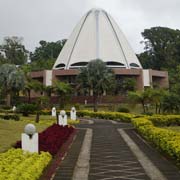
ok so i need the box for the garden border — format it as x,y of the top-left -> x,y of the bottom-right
40,128 -> 78,180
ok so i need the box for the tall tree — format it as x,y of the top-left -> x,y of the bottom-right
0,36 -> 28,65
23,79 -> 44,103
0,64 -> 25,106
139,27 -> 180,70
77,59 -> 116,112
53,81 -> 72,108
30,39 -> 67,61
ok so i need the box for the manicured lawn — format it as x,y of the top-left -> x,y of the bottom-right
20,114 -> 57,125
0,119 -> 50,153
0,114 -> 78,153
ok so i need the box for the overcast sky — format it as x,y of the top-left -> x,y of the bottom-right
0,0 -> 180,53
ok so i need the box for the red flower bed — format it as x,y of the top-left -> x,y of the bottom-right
15,124 -> 75,155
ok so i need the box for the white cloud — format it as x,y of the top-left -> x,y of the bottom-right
0,0 -> 180,53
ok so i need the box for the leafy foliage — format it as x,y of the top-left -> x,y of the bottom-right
132,117 -> 180,164
30,40 -> 66,61
0,148 -> 51,180
117,106 -> 130,113
149,115 -> 180,126
17,103 -> 37,116
77,59 -> 116,111
0,36 -> 28,65
0,114 -> 20,121
53,81 -> 72,108
128,88 -> 167,113
0,64 -> 25,106
139,27 -> 180,70
161,92 -> 180,114
76,110 -> 134,123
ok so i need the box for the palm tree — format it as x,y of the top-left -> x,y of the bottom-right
150,88 -> 167,114
77,59 -> 116,112
44,85 -> 54,98
128,91 -> 149,113
0,64 -> 25,106
24,79 -> 44,103
53,81 -> 72,108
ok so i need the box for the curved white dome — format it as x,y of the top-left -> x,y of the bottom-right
53,8 -> 142,70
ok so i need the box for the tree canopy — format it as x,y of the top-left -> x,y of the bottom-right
0,64 -> 25,106
77,59 -> 116,111
0,36 -> 28,65
139,27 -> 180,70
30,39 -> 67,61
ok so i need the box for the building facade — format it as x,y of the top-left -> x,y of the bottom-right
31,9 -> 168,104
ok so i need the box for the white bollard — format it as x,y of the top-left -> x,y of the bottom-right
12,106 -> 16,112
51,107 -> 56,117
70,107 -> 76,120
21,124 -> 38,153
58,110 -> 67,126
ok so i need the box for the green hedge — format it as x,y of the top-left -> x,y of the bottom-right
0,114 -> 20,121
76,110 -> 134,123
132,117 -> 180,164
149,115 -> 180,126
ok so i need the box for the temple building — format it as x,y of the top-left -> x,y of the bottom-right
31,9 -> 168,103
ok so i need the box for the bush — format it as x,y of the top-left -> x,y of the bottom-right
74,103 -> 80,110
17,103 -> 37,116
0,114 -> 20,121
15,124 -> 75,156
149,115 -> 180,126
117,106 -> 130,113
0,148 -> 51,180
132,117 -> 180,164
41,109 -> 51,115
0,105 -> 11,110
142,112 -> 153,116
76,110 -> 134,123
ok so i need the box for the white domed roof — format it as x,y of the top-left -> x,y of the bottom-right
53,9 -> 142,70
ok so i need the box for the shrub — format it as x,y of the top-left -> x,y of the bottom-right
117,106 -> 130,113
149,115 -> 180,126
41,109 -> 51,115
0,114 -> 20,121
17,103 -> 37,116
132,117 -> 180,164
0,148 -> 51,180
142,112 -> 153,116
68,119 -> 80,125
76,110 -> 134,123
0,105 -> 11,110
72,103 -> 80,110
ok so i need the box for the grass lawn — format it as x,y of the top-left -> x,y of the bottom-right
0,114 -> 79,153
0,115 -> 56,153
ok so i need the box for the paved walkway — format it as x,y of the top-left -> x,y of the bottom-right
53,119 -> 180,180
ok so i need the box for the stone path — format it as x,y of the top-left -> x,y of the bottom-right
53,119 -> 180,180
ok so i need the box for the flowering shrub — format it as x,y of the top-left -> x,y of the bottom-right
15,124 -> 75,156
68,119 -> 80,125
0,148 -> 51,180
149,115 -> 180,126
77,110 -> 134,122
132,117 -> 180,163
39,124 -> 74,155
